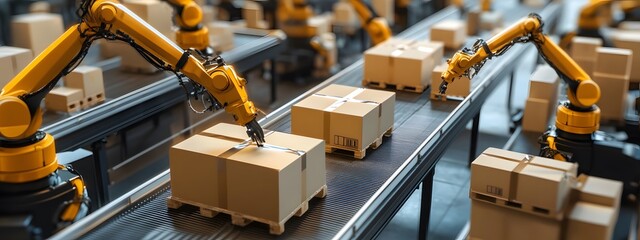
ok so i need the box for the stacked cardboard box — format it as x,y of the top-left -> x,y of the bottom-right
430,20 -> 467,49
612,31 -> 640,83
469,148 -> 623,240
64,66 -> 106,108
363,38 -> 443,92
291,84 -> 395,159
565,174 -> 622,240
570,37 -> 602,78
593,47 -> 632,122
10,13 -> 64,56
522,64 -> 559,132
0,46 -> 33,87
208,21 -> 235,52
169,123 -> 326,234
243,1 -> 268,29
470,148 -> 577,219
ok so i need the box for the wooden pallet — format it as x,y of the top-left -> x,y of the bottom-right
470,191 -> 564,220
325,127 -> 393,159
167,185 -> 328,235
362,80 -> 427,93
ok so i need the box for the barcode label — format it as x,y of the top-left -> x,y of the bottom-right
487,185 -> 503,196
334,135 -> 358,149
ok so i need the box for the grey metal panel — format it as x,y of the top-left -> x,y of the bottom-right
51,3 -> 561,240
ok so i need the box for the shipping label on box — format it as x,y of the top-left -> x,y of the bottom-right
470,147 -> 577,218
170,123 -> 325,223
470,199 -> 562,240
291,84 -> 395,155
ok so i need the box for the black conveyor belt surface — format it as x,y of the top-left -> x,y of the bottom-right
53,3 -> 561,239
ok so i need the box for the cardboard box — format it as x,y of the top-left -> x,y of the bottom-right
574,58 -> 595,78
431,62 -> 470,98
0,54 -> 15,88
479,11 -> 503,30
522,98 -> 551,133
29,1 -> 51,13
618,21 -> 640,31
528,64 -> 559,101
170,123 -> 325,223
243,1 -> 263,29
364,45 -> 394,84
372,0 -> 394,25
612,31 -> 640,83
45,87 -> 84,113
391,45 -> 436,90
202,5 -> 215,25
309,14 -> 332,36
412,40 -> 444,64
470,199 -> 562,240
122,0 -> 174,37
523,0 -> 547,7
333,1 -> 358,27
565,202 -> 617,240
594,47 -> 632,78
0,46 -> 33,87
65,66 -> 105,106
574,174 -> 622,209
593,72 -> 628,121
467,9 -> 481,35
109,40 -> 159,73
570,37 -> 602,61
208,21 -> 235,52
470,147 -> 577,217
430,20 -> 467,49
10,13 -> 64,56
291,84 -> 395,154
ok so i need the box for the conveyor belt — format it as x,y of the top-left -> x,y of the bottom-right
52,3 -> 561,239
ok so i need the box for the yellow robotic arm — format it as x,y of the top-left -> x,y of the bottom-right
164,0 -> 214,54
348,0 -> 392,46
440,13 -> 601,135
0,0 -> 264,184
